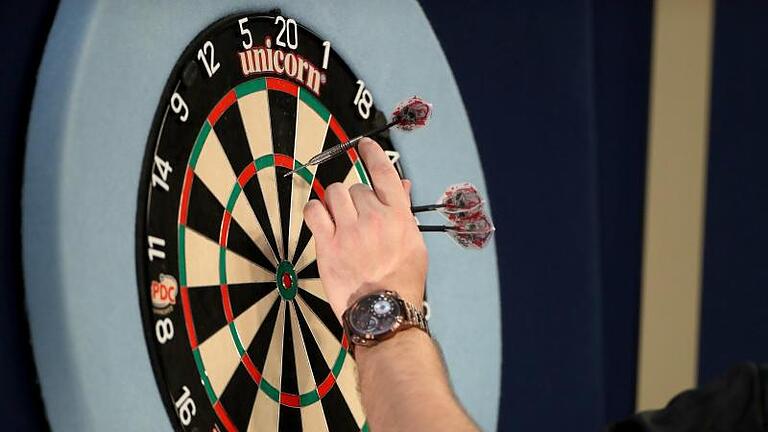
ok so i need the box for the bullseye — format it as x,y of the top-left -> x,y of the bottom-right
276,260 -> 298,300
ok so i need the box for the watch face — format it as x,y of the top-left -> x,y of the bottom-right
349,294 -> 402,337
136,12 -> 402,432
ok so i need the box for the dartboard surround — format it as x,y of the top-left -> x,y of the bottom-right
137,13 -> 400,432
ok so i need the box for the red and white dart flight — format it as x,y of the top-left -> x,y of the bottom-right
283,96 -> 432,176
413,182 -> 495,249
418,212 -> 495,250
411,182 -> 484,221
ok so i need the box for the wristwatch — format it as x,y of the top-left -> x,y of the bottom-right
342,290 -> 430,354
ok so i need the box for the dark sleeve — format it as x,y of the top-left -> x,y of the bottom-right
606,363 -> 768,432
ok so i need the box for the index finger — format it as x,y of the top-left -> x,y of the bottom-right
358,138 -> 408,208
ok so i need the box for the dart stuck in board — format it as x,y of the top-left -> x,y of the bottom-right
284,96 -> 432,176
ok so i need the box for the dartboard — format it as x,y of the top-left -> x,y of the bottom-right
22,2 -> 500,430
137,13 -> 400,431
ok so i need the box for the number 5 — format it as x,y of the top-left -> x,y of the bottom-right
238,17 -> 252,49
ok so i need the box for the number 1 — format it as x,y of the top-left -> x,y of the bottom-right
322,41 -> 331,69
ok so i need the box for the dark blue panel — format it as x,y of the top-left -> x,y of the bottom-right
0,0 -> 58,429
420,1 -> 615,430
699,0 -> 768,383
593,0 -> 651,421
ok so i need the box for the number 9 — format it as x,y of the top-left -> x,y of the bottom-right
170,92 -> 189,122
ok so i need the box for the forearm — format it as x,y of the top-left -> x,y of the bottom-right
305,140 -> 479,430
356,329 -> 479,432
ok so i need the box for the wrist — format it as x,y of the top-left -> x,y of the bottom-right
355,326 -> 432,358
347,281 -> 424,311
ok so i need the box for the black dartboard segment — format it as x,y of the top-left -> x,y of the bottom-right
136,12 -> 401,431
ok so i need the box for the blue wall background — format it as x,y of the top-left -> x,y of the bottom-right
2,1 -> 767,430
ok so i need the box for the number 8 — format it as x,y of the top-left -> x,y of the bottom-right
155,318 -> 174,344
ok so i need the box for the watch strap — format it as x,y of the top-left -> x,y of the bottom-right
401,298 -> 430,336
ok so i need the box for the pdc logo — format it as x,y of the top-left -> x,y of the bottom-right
151,274 -> 178,315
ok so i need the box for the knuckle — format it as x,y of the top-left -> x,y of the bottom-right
365,210 -> 384,227
326,182 -> 343,193
303,200 -> 318,213
349,183 -> 369,194
303,206 -> 314,221
325,182 -> 347,198
348,185 -> 367,199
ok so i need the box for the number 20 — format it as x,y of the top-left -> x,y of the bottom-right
274,16 -> 298,49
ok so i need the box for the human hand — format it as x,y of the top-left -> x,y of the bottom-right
303,138 -> 427,321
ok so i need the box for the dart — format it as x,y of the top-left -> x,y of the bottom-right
411,182 -> 484,221
283,96 -> 432,177
418,212 -> 495,249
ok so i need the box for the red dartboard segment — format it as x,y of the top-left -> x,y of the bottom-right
213,401 -> 238,432
329,116 -> 348,142
347,148 -> 359,163
273,154 -> 294,170
280,393 -> 301,408
312,179 -> 326,202
241,353 -> 263,384
180,286 -> 198,349
341,332 -> 350,350
327,116 -> 364,176
317,373 -> 336,398
178,166 -> 194,225
220,284 -> 234,323
237,162 -> 257,187
266,77 -> 298,96
219,211 -> 232,247
208,89 -> 237,126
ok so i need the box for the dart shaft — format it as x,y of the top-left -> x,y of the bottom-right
311,119 -> 398,164
286,96 -> 432,177
411,203 -> 447,213
418,225 -> 449,232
